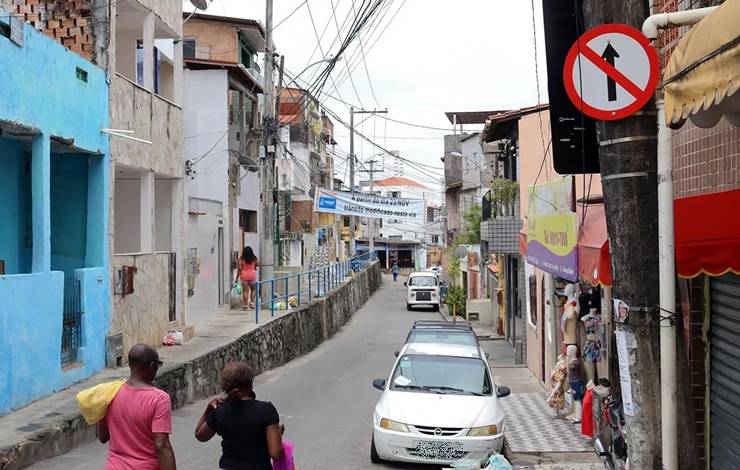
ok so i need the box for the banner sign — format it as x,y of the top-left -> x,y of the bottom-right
314,188 -> 425,222
526,177 -> 578,281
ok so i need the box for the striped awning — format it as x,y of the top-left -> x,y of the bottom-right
663,0 -> 740,129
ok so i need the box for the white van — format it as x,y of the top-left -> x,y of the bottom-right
404,272 -> 440,311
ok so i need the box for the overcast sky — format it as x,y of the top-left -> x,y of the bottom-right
183,0 -> 548,194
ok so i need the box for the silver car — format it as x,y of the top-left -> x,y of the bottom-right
371,342 -> 510,465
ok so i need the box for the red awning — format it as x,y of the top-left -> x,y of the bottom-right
577,204 -> 613,286
675,189 -> 740,278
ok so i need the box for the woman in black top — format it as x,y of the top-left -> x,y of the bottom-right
195,362 -> 283,470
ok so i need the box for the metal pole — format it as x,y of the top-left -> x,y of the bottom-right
349,107 -> 356,257
308,271 -> 312,302
297,274 -> 302,306
255,281 -> 260,324
657,96 -> 678,470
260,0 -> 276,282
368,159 -> 375,255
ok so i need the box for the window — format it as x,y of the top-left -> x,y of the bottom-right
239,33 -> 255,68
409,276 -> 438,287
183,38 -> 196,59
432,235 -> 440,244
391,355 -> 492,396
528,274 -> 537,326
239,209 -> 258,232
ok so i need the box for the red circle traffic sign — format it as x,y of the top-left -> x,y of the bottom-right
563,23 -> 659,121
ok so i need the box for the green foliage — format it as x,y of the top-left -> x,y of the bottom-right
489,178 -> 519,217
445,285 -> 466,317
459,204 -> 482,244
447,256 -> 461,286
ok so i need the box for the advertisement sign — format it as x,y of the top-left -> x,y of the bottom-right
314,188 -> 425,223
526,177 -> 578,280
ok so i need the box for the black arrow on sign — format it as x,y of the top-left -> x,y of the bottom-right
601,42 -> 620,101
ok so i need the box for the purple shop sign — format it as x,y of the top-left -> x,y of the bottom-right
526,240 -> 578,281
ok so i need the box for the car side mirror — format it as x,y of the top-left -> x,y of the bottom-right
403,281 -> 407,286
496,385 -> 511,398
485,352 -> 490,359
394,351 -> 399,357
372,378 -> 386,391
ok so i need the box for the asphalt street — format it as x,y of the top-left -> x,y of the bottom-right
30,274 -> 446,470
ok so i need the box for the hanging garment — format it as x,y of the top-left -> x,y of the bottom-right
581,388 -> 594,438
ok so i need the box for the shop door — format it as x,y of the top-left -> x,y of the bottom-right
709,273 -> 740,469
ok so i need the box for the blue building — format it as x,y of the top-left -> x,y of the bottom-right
0,13 -> 110,414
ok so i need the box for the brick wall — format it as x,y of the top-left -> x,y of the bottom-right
657,0 -> 739,199
5,0 -> 96,60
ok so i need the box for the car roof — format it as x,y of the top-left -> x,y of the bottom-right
412,320 -> 473,331
400,341 -> 483,359
408,271 -> 437,278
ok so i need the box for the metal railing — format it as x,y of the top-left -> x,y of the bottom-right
254,251 -> 378,323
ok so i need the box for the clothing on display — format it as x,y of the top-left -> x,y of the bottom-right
547,357 -> 568,411
582,314 -> 601,334
569,379 -> 586,401
578,287 -> 601,319
583,338 -> 602,362
581,388 -> 594,438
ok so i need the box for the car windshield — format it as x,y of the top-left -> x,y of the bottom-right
409,276 -> 437,287
407,330 -> 478,346
390,354 -> 492,395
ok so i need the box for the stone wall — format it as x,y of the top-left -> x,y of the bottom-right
158,261 -> 381,407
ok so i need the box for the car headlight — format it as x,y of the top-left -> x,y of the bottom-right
380,418 -> 409,433
467,424 -> 498,436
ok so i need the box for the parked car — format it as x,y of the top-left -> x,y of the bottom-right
404,271 -> 440,311
399,320 -> 489,363
371,342 -> 510,465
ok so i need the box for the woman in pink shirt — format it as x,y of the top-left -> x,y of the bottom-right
239,246 -> 259,309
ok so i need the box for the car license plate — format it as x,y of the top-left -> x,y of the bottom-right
414,441 -> 465,460
416,291 -> 431,301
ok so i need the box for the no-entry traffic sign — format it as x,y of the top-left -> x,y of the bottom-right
563,24 -> 659,121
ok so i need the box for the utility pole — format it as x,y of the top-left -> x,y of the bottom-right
260,0 -> 275,281
360,159 -> 381,254
350,108 -> 388,256
349,107 -> 356,256
581,1 -> 661,468
274,55 -> 285,267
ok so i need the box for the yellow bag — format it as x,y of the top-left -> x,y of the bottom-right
76,380 -> 126,424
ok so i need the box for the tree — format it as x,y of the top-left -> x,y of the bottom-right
460,204 -> 482,244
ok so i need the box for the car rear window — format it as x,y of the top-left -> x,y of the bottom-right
407,330 -> 478,346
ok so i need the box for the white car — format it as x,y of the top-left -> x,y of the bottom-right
371,342 -> 510,466
404,272 -> 440,311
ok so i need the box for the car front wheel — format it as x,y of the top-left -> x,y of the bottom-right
370,435 -> 384,464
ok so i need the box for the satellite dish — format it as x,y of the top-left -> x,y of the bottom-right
189,0 -> 209,10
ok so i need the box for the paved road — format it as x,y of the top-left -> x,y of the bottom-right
31,275 -> 444,470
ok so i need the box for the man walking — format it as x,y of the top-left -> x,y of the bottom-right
392,262 -> 400,282
99,344 -> 176,470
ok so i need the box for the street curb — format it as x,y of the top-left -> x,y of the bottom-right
0,263 -> 382,470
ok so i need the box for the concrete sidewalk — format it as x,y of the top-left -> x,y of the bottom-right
0,263 -> 381,470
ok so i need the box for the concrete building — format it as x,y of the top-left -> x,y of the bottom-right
277,87 -> 339,268
0,15 -> 110,414
3,0 -> 186,358
442,111 -> 502,244
181,14 -> 265,316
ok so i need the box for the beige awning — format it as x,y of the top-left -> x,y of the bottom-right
663,0 -> 740,129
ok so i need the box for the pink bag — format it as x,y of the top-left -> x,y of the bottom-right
272,440 -> 295,470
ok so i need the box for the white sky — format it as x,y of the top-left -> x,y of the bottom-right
183,0 -> 548,194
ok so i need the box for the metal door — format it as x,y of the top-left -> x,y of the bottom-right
709,273 -> 740,469
218,227 -> 224,306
